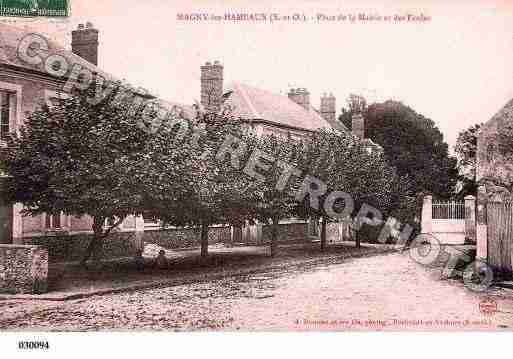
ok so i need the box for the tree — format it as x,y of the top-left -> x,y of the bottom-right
142,108 -> 259,258
332,135 -> 411,247
454,123 -> 482,199
3,82 -> 155,265
251,134 -> 303,257
297,129 -> 353,251
340,99 -> 458,199
297,129 -> 413,249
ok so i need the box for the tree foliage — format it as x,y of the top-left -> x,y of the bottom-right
454,123 -> 482,198
340,99 -> 458,199
298,129 -> 414,248
249,134 -> 303,257
3,82 -> 155,264
141,108 -> 260,258
3,81 -> 425,265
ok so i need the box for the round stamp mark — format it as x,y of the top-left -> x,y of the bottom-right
479,297 -> 498,316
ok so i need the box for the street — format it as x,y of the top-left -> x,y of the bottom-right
1,252 -> 513,331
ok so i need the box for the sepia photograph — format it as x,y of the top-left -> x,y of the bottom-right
0,0 -> 512,356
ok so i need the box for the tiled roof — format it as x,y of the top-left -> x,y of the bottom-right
159,100 -> 196,120
0,22 -> 116,82
480,98 -> 513,137
224,82 -> 344,132
0,23 -> 345,134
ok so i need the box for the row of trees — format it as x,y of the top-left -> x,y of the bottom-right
1,83 -> 415,264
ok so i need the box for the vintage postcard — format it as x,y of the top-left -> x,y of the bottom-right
0,0 -> 512,356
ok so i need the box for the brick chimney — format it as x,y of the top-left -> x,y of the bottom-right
320,92 -> 336,123
288,88 -> 310,111
71,22 -> 99,66
352,113 -> 365,139
200,60 -> 224,113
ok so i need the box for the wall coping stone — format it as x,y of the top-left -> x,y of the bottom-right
0,244 -> 44,250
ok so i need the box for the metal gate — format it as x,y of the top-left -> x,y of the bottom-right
487,201 -> 513,273
431,201 -> 466,244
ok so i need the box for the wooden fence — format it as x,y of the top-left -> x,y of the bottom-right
487,201 -> 513,273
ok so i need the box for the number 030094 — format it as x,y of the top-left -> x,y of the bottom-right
18,341 -> 50,350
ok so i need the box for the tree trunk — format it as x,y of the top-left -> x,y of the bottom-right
81,216 -> 105,267
320,216 -> 327,251
200,222 -> 209,258
270,217 -> 279,257
355,228 -> 361,248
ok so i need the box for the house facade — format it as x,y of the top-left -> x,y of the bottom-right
0,22 -> 364,261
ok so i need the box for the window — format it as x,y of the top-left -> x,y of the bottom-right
45,213 -> 62,230
0,82 -> 21,143
0,91 -> 12,141
486,143 -> 495,162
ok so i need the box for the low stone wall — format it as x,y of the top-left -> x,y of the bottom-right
23,226 -> 232,263
142,226 -> 231,249
262,223 -> 308,243
0,244 -> 48,294
24,232 -> 141,263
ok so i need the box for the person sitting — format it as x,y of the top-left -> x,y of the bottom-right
134,249 -> 145,271
155,250 -> 168,269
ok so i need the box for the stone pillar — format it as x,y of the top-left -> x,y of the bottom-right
337,222 -> 344,242
231,225 -> 242,245
249,222 -> 263,244
12,203 -> 23,244
134,215 -> 145,251
464,195 -> 476,243
476,186 -> 488,260
307,218 -> 320,239
421,195 -> 432,234
241,221 -> 262,245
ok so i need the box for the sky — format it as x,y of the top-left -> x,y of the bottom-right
5,0 -> 513,151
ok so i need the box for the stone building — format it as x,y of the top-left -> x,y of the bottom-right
476,98 -> 513,196
0,22 -> 364,261
475,98 -> 513,261
0,21 -> 147,248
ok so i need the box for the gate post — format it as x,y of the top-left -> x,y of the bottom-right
476,185 -> 488,260
231,225 -> 242,245
134,215 -> 145,251
421,195 -> 432,234
464,195 -> 476,243
244,221 -> 262,245
307,217 -> 319,239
